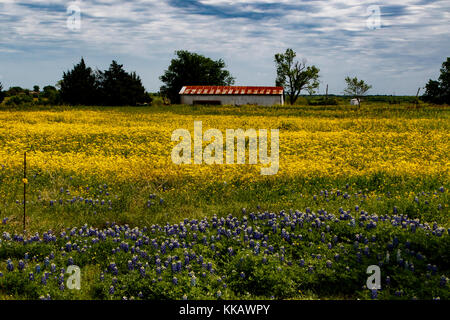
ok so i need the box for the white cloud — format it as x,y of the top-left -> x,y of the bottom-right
0,0 -> 448,94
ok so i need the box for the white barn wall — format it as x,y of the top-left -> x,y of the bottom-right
181,94 -> 283,106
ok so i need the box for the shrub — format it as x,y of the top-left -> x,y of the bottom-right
5,94 -> 33,106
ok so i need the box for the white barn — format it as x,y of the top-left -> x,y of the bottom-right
179,86 -> 284,106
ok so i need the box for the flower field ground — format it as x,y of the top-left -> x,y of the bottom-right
0,103 -> 448,300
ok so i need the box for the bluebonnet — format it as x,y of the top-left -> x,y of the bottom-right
371,289 -> 378,299
440,276 -> 447,287
6,259 -> 14,272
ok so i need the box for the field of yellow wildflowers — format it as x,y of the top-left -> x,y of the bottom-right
0,103 -> 448,300
0,103 -> 448,231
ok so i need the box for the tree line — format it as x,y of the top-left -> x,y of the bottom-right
0,51 -> 448,106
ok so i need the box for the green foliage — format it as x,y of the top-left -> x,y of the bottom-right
423,57 -> 450,104
307,97 -> 339,106
344,77 -> 372,107
274,48 -> 320,104
160,50 -> 235,104
0,82 -> 4,104
97,61 -> 151,106
60,58 -> 99,105
5,94 -> 33,106
60,58 -> 151,106
5,86 -> 26,97
37,86 -> 61,105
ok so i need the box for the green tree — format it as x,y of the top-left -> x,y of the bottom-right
343,76 -> 372,108
160,50 -> 235,104
60,58 -> 99,105
32,85 -> 40,98
6,86 -> 25,96
97,60 -> 151,106
274,48 -> 320,104
423,57 -> 450,104
0,82 -> 4,104
39,85 -> 61,105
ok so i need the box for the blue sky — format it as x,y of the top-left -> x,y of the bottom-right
0,0 -> 449,95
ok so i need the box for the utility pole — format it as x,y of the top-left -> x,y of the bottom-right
415,87 -> 421,108
326,84 -> 328,101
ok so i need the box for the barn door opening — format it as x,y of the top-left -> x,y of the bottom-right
193,100 -> 221,105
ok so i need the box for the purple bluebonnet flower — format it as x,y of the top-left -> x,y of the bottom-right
240,272 -> 245,279
431,265 -> 437,275
326,260 -> 332,268
29,272 -> 34,281
6,259 -> 14,272
371,289 -> 378,299
363,246 -> 370,256
172,277 -> 178,285
109,286 -> 114,295
440,276 -> 447,287
18,260 -> 25,271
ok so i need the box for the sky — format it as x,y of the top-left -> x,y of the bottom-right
0,0 -> 449,95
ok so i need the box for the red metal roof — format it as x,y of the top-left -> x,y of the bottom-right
179,86 -> 283,95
